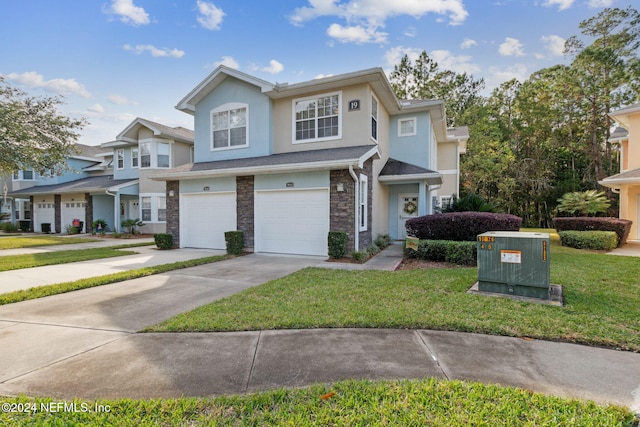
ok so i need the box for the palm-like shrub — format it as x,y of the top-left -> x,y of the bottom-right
121,218 -> 144,234
440,193 -> 501,213
556,190 -> 610,216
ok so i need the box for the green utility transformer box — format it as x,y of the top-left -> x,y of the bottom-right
477,231 -> 550,299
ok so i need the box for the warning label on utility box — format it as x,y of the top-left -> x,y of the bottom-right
500,250 -> 522,264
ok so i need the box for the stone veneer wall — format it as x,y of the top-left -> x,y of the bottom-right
236,176 -> 254,251
29,196 -> 34,232
330,169 -> 356,252
85,193 -> 93,233
166,181 -> 180,248
54,194 -> 61,233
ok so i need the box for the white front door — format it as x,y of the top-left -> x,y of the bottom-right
398,194 -> 419,240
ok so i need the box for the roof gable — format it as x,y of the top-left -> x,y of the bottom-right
115,117 -> 194,144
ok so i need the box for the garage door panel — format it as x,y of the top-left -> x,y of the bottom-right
255,189 -> 329,256
181,193 -> 236,249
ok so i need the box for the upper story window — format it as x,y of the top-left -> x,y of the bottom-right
293,92 -> 341,143
398,117 -> 417,137
139,141 -> 171,169
132,147 -> 139,168
13,170 -> 36,181
371,95 -> 378,142
211,103 -> 248,150
116,149 -> 125,170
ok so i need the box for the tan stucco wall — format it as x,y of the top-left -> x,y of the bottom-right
138,128 -> 154,140
627,114 -> 640,170
139,169 -> 166,193
619,185 -> 640,240
437,142 -> 458,170
272,84 -> 383,153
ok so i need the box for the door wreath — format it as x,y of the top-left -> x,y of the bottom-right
403,200 -> 417,215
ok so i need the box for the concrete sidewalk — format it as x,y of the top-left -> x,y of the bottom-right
0,236 -> 156,256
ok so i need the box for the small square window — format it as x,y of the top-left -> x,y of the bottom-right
398,118 -> 417,137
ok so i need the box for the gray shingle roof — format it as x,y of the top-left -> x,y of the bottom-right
379,158 -> 437,176
447,126 -> 470,139
9,176 -> 137,196
602,167 -> 640,182
609,127 -> 629,140
164,145 -> 378,174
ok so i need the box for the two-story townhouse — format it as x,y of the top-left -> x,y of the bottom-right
6,144 -> 138,233
152,66 -> 467,256
101,118 -> 194,234
600,103 -> 640,240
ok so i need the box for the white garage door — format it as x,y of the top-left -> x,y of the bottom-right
255,188 -> 329,256
34,202 -> 55,232
181,192 -> 236,249
62,201 -> 86,232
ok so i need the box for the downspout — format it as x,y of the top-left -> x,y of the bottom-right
105,190 -> 120,232
349,165 -> 359,252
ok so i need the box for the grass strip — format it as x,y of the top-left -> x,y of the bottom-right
0,242 -> 153,271
0,255 -> 228,305
150,242 -> 640,352
0,236 -> 101,250
0,379 -> 635,426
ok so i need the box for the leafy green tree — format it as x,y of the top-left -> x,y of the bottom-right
557,190 -> 611,216
389,50 -> 485,126
0,77 -> 86,177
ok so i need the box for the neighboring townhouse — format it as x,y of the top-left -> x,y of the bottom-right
152,66 -> 467,256
101,118 -> 194,234
4,144 -> 129,233
600,103 -> 640,240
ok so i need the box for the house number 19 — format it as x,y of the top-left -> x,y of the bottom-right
348,100 -> 360,111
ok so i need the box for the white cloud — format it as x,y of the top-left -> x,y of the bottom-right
461,38 -> 477,49
106,0 -> 150,26
214,56 -> 240,69
4,71 -> 91,98
262,60 -> 284,74
542,0 -> 573,11
430,50 -> 480,74
290,0 -> 468,45
487,64 -> 528,88
88,104 -> 105,113
588,0 -> 612,7
108,94 -> 136,105
541,34 -> 565,56
123,44 -> 185,58
404,27 -> 417,38
326,23 -> 387,44
499,37 -> 525,56
196,1 -> 225,30
384,46 -> 424,68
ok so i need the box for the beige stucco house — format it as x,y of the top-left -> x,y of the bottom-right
600,103 -> 640,241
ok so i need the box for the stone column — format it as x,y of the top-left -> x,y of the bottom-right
85,193 -> 93,234
166,181 -> 180,248
236,176 -> 254,251
54,194 -> 61,233
330,169 -> 356,252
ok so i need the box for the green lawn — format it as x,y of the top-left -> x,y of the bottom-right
0,379 -> 634,426
0,243 -> 156,271
0,236 -> 100,250
150,239 -> 640,352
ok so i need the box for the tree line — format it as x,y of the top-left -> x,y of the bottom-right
389,6 -> 640,227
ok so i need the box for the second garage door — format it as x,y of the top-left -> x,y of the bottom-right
255,188 -> 329,256
181,192 -> 236,249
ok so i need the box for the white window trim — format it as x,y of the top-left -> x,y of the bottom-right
12,170 -> 37,181
292,91 -> 342,144
370,93 -> 379,143
139,139 -> 172,169
398,117 -> 417,137
359,174 -> 368,232
116,149 -> 125,170
210,102 -> 249,152
139,193 -> 166,223
131,147 -> 139,168
439,195 -> 453,210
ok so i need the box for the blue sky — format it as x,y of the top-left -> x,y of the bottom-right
0,0 -> 619,145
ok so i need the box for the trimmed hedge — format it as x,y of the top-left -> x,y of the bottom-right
328,231 -> 347,259
558,230 -> 618,251
224,231 -> 244,255
552,217 -> 632,248
154,233 -> 174,250
405,212 -> 522,241
405,240 -> 477,266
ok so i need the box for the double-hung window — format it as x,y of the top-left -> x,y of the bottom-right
211,104 -> 248,150
131,147 -> 139,168
157,142 -> 170,168
116,149 -> 125,170
294,92 -> 341,143
140,143 -> 151,168
141,197 -> 152,221
157,196 -> 166,222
